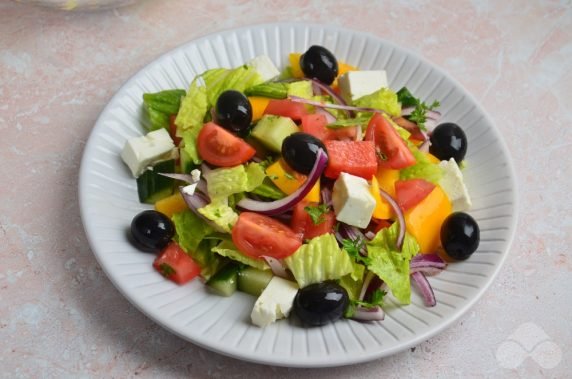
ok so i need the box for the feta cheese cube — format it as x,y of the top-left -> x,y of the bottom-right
338,70 -> 388,102
250,277 -> 299,327
190,169 -> 201,182
247,55 -> 280,82
332,173 -> 376,228
182,183 -> 197,196
120,129 -> 176,178
438,158 -> 472,212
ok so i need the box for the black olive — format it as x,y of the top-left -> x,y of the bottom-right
130,210 -> 174,252
215,90 -> 252,134
440,212 -> 480,260
429,122 -> 468,163
293,281 -> 349,326
300,45 -> 339,85
282,132 -> 327,175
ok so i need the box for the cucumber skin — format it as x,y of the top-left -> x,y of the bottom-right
137,159 -> 176,204
238,267 -> 273,297
206,263 -> 242,297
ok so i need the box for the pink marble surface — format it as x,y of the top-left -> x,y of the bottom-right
1,0 -> 571,377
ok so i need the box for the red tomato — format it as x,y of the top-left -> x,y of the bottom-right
168,114 -> 182,146
290,201 -> 336,240
232,212 -> 303,259
373,219 -> 393,233
395,179 -> 436,211
153,242 -> 201,284
323,140 -> 377,179
197,122 -> 255,167
263,99 -> 308,121
365,113 -> 416,169
393,116 -> 425,141
301,113 -> 357,142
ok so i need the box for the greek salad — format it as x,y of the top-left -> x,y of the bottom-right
121,45 -> 480,327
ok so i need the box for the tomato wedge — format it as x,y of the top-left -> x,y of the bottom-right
395,179 -> 436,211
197,122 -> 255,167
263,99 -> 308,121
301,113 -> 357,141
365,113 -> 416,169
153,242 -> 201,284
324,140 -> 377,179
232,212 -> 303,259
290,201 -> 336,240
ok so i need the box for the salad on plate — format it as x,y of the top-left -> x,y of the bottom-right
121,45 -> 480,328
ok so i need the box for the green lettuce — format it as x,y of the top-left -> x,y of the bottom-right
175,79 -> 208,132
287,80 -> 313,99
365,223 -> 420,304
212,240 -> 269,270
284,234 -> 354,288
354,87 -> 401,117
142,89 -> 186,131
180,127 -> 202,165
171,210 -> 223,280
400,145 -> 443,184
202,66 -> 262,108
197,200 -> 238,233
204,163 -> 266,201
244,82 -> 289,99
249,178 -> 286,200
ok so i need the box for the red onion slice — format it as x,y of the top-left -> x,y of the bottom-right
237,148 -> 328,215
377,188 -> 406,251
158,173 -> 196,183
364,231 -> 376,240
418,139 -> 431,153
315,107 -> 337,123
351,305 -> 385,321
306,79 -> 352,117
358,271 -> 375,301
178,187 -> 220,230
411,271 -> 436,307
320,187 -> 332,206
261,256 -> 293,280
410,253 -> 447,276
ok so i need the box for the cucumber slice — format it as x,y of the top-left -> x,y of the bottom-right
206,263 -> 242,297
238,267 -> 273,297
251,115 -> 299,153
137,159 -> 175,204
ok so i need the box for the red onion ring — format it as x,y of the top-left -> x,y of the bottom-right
411,271 -> 436,307
237,148 -> 328,215
289,96 -> 389,116
377,188 -> 406,251
178,187 -> 220,230
410,253 -> 447,276
351,305 -> 385,321
261,256 -> 293,280
315,108 -> 337,123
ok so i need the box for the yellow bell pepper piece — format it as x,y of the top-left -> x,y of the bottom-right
426,152 -> 440,164
266,159 -> 320,202
332,61 -> 358,88
289,53 -> 304,78
370,175 -> 393,219
375,167 -> 400,197
154,192 -> 188,219
248,96 -> 270,122
404,185 -> 452,254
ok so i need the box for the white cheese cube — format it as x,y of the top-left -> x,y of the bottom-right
338,70 -> 388,102
247,55 -> 280,82
190,169 -> 201,182
251,277 -> 299,327
438,158 -> 472,212
120,129 -> 176,178
182,183 -> 197,196
332,173 -> 376,229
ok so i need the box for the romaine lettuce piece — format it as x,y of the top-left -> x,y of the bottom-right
171,210 -> 223,280
212,240 -> 269,271
365,222 -> 419,304
202,66 -> 262,108
354,87 -> 401,117
205,163 -> 266,200
197,200 -> 238,233
143,89 -> 186,132
175,79 -> 208,132
284,234 -> 354,288
400,146 -> 443,184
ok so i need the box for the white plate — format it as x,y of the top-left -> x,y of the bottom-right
79,23 -> 517,367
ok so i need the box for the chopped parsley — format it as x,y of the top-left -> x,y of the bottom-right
304,204 -> 330,225
397,87 -> 440,131
342,238 -> 370,265
158,263 -> 175,278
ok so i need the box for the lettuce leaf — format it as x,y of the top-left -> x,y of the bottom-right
365,223 -> 419,304
249,178 -> 286,200
354,87 -> 401,117
205,163 -> 266,200
284,234 -> 354,288
400,145 -> 443,184
143,89 -> 186,132
171,210 -> 223,280
202,66 -> 262,108
175,79 -> 208,132
211,240 -> 269,271
197,200 -> 238,233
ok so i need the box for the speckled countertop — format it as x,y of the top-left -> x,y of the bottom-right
1,0 -> 571,377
